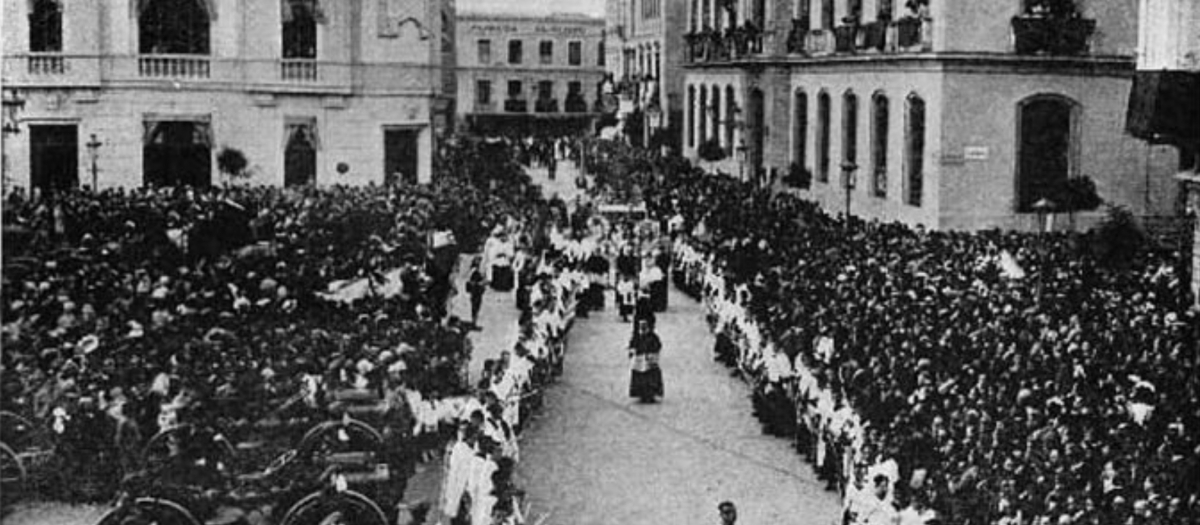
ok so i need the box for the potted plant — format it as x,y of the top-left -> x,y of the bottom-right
217,146 -> 249,185
697,137 -> 727,173
1012,0 -> 1095,55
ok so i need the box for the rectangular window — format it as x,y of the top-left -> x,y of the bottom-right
568,81 -> 582,95
598,39 -> 606,66
478,39 -> 492,64
28,0 -> 64,52
568,41 -> 583,66
843,92 -> 859,165
540,41 -> 553,64
905,96 -> 926,207
508,40 -> 523,64
538,80 -> 554,100
872,95 -> 889,197
793,91 -> 807,170
508,80 -> 523,98
477,80 -> 492,105
817,92 -> 831,183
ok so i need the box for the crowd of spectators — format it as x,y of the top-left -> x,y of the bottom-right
589,143 -> 1199,525
0,138 -> 548,501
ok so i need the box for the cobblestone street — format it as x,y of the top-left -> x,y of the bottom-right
508,287 -> 840,525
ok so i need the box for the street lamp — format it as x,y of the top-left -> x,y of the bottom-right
86,134 -> 103,191
1030,197 -> 1056,301
841,160 -> 858,218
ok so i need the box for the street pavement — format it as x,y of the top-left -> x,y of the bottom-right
449,162 -> 842,525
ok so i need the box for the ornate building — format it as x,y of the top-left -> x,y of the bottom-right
2,0 -> 454,190
604,0 -> 687,148
682,0 -> 1183,231
455,12 -> 605,136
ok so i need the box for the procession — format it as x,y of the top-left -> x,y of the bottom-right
4,0 -> 1200,523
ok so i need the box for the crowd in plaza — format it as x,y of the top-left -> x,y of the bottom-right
587,141 -> 1198,525
0,138 -> 550,503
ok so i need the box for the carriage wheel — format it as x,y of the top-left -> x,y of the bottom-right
296,419 -> 384,465
0,412 -> 41,451
278,489 -> 389,525
143,425 -> 237,473
0,442 -> 27,497
95,497 -> 202,525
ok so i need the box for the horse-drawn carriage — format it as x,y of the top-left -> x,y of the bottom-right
95,386 -> 415,525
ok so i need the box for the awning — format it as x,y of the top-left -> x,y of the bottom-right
466,113 -> 599,136
1126,70 -> 1200,146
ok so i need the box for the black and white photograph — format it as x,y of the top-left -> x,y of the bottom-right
1,0 -> 1199,524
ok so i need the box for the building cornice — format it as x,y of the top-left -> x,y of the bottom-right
683,53 -> 1135,78
457,13 -> 604,25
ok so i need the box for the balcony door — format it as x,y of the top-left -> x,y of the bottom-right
29,124 -> 77,193
138,0 -> 211,54
143,120 -> 212,187
384,127 -> 419,186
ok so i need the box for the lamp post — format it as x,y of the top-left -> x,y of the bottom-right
86,134 -> 103,191
1031,197 -> 1056,301
736,141 -> 748,181
841,160 -> 858,219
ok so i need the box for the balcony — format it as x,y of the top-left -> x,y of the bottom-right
138,54 -> 211,79
535,98 -> 559,113
280,59 -> 318,82
504,99 -> 528,113
3,53 -> 101,87
28,53 -> 66,75
1011,16 -> 1095,55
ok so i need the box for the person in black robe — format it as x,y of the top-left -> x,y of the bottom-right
628,319 -> 663,403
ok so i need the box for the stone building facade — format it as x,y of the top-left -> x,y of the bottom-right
455,12 -> 605,136
2,0 -> 454,190
605,0 -> 688,148
681,0 -> 1183,231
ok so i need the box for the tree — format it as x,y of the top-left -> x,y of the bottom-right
1049,175 -> 1102,229
217,147 -> 249,184
697,138 -> 726,173
784,162 -> 812,189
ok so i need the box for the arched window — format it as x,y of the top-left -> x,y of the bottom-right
1017,95 -> 1075,212
699,85 -> 708,143
904,93 -> 926,207
687,85 -> 697,147
711,86 -> 722,149
28,0 -> 62,52
816,91 -> 831,183
793,89 -> 808,168
843,90 -> 859,166
871,92 -> 888,197
139,0 -> 211,54
282,0 -> 320,59
725,85 -> 736,154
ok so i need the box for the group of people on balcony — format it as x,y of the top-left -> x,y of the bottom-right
685,21 -> 764,62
